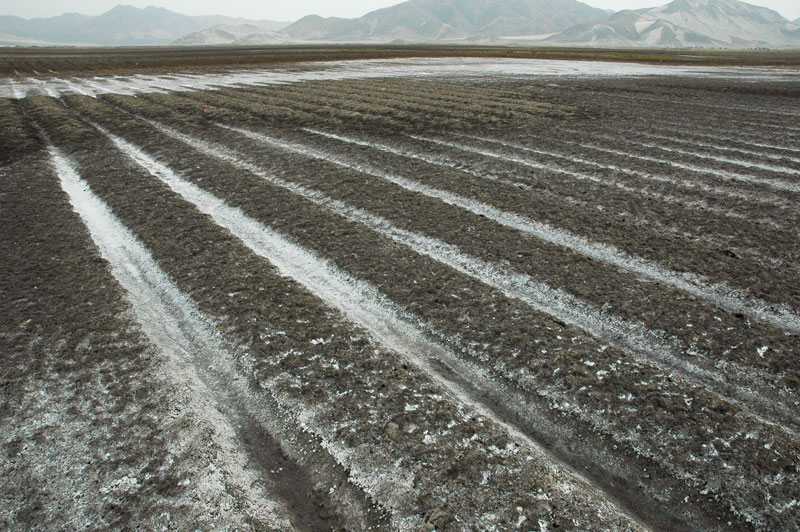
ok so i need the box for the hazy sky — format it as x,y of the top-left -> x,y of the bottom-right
3,0 -> 800,23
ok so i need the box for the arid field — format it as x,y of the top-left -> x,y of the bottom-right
1,51 -> 799,532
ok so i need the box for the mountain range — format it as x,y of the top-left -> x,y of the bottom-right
203,0 -> 800,48
174,24 -> 290,46
0,5 -> 288,46
282,0 -> 608,42
1,0 -> 799,49
546,0 -> 800,47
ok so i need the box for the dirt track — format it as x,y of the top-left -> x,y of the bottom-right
1,58 -> 799,531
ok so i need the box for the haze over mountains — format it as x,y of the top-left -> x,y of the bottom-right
2,0 -> 799,49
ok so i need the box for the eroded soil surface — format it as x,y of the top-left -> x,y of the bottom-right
2,58 -> 799,531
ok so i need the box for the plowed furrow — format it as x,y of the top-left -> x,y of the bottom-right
23,96 -> 390,531
1,100 -> 290,531
283,125 -> 800,317
651,121 -> 800,156
561,129 -> 800,184
524,129 -> 800,195
49,145 -> 301,532
88,94 -> 800,393
65,94 -> 800,531
406,131 -> 799,247
175,82 -> 799,244
586,89 -> 800,123
27,95 -> 659,532
101,111 -> 800,435
101,122 -> 672,531
596,126 -> 800,168
254,79 -> 559,119
124,86 -> 800,310
578,89 -> 800,142
448,131 -> 798,226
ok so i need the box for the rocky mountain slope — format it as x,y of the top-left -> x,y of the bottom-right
174,23 -> 290,46
282,0 -> 608,42
546,0 -> 800,48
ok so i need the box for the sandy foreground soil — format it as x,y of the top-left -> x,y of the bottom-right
1,56 -> 799,531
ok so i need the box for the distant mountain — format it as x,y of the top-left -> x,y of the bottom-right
174,23 -> 290,45
0,5 -> 286,45
283,0 -> 609,42
5,0 -> 795,49
545,0 -> 800,48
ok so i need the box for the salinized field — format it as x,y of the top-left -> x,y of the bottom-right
1,56 -> 799,532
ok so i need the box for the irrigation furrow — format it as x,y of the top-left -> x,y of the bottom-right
651,121 -> 800,156
301,125 -> 800,265
111,87 -> 800,260
563,129 -> 800,178
428,130 -> 796,222
59,91 -> 800,532
448,131 -> 797,216
716,117 -> 800,134
288,125 -> 800,331
155,83 -> 792,212
600,126 -> 800,166
87,91 -> 800,370
586,89 -> 800,121
579,89 -> 800,141
101,123 -> 671,532
429,130 -> 799,286
89,94 -> 800,382
49,145 -> 300,532
83,120 -> 668,532
24,99 -> 400,531
550,134 -> 800,194
266,79 -> 558,120
2,106 -> 293,530
418,130 -> 800,241
32,94 -> 659,531
94,116 -> 800,437
479,128 -> 800,229
106,111 -> 800,528
626,104 -> 800,138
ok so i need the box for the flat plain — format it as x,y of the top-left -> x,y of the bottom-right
1,48 -> 799,532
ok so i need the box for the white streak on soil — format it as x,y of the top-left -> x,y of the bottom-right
620,128 -> 800,165
289,126 -> 800,334
571,130 -> 800,176
119,123 -> 795,433
656,123 -> 800,156
49,145 -> 296,531
64,80 -> 94,97
9,80 -> 23,100
4,58 -> 799,99
445,132 -> 790,208
100,126 -> 651,532
562,134 -> 800,194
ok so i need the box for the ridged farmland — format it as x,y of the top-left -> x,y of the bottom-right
1,57 -> 799,532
